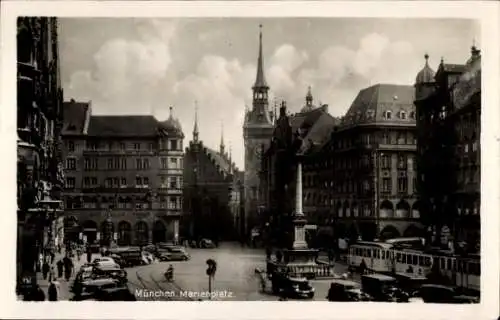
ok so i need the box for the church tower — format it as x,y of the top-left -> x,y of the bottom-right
242,24 -> 274,238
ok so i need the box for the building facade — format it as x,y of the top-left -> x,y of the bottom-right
415,48 -> 481,253
62,103 -> 184,246
183,110 -> 244,241
243,26 -> 275,239
17,17 -> 65,289
309,84 -> 422,244
260,92 -> 338,248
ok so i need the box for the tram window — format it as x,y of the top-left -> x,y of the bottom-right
440,258 -> 445,269
418,256 -> 424,266
453,260 -> 457,271
377,250 -> 380,259
396,253 -> 401,262
402,254 -> 406,264
457,261 -> 462,272
447,259 -> 451,270
424,257 -> 431,266
381,251 -> 385,260
413,255 -> 418,265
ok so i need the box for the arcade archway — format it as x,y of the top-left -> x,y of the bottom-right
82,220 -> 98,244
117,221 -> 132,246
379,225 -> 400,240
135,221 -> 149,246
153,220 -> 167,244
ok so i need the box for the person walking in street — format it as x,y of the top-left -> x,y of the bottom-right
48,280 -> 58,301
42,260 -> 50,280
50,250 -> 56,264
328,249 -> 334,265
56,259 -> 64,279
76,247 -> 82,262
86,246 -> 92,264
63,255 -> 74,281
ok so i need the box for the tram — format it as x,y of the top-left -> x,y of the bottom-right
347,239 -> 480,292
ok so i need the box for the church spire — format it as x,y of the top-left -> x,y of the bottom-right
220,121 -> 225,155
306,86 -> 313,107
193,101 -> 199,142
253,24 -> 268,89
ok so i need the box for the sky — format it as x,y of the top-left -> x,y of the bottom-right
60,18 -> 480,168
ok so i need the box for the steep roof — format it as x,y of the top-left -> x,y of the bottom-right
342,84 -> 415,127
205,148 -> 232,174
62,100 -> 90,135
87,115 -> 159,137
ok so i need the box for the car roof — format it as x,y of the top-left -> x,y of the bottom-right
82,278 -> 118,285
331,279 -> 359,286
288,277 -> 308,282
362,274 -> 396,281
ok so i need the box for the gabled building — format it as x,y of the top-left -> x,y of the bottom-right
62,102 -> 185,247
260,89 -> 339,248
183,106 -> 244,241
414,47 -> 481,253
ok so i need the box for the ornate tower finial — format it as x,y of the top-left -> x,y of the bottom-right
169,106 -> 174,118
220,120 -> 225,155
306,86 -> 313,107
193,101 -> 199,142
254,24 -> 268,89
424,53 -> 429,65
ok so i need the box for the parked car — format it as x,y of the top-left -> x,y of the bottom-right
326,279 -> 366,302
419,284 -> 479,304
108,247 -> 143,267
142,251 -> 154,264
271,273 -> 315,299
157,247 -> 190,261
93,265 -> 128,285
361,274 -> 409,302
72,278 -> 122,300
92,257 -> 120,268
200,238 -> 216,248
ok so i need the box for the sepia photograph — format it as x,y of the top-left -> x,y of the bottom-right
2,1 -> 499,319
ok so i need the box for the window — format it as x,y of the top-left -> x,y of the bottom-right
107,158 -> 113,169
84,158 -> 91,170
410,111 -> 415,119
92,158 -> 98,170
143,159 -> 150,170
179,176 -> 183,188
382,131 -> 389,144
464,144 -> 469,153
398,177 -> 408,193
121,158 -> 127,169
398,155 -> 407,169
381,154 -> 390,169
382,178 -> 391,192
65,177 -> 75,189
114,158 -> 120,169
134,143 -> 141,150
113,178 -> 119,187
120,143 -> 126,151
91,177 -> 97,186
170,140 -> 178,151
399,111 -> 406,120
84,177 -> 90,188
149,143 -> 153,151
170,157 -> 177,169
136,159 -> 142,170
105,178 -> 112,188
108,142 -> 113,151
66,158 -> 76,170
168,196 -> 177,209
68,141 -> 75,152
143,177 -> 149,186
385,110 -> 392,120
170,176 -> 178,189
121,178 -> 126,187
472,140 -> 478,152
160,176 -> 167,187
161,158 -> 167,169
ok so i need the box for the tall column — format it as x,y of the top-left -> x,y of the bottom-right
292,161 -> 308,249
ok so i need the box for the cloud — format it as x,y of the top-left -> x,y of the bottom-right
65,20 -> 179,114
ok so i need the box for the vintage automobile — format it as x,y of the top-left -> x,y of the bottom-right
94,286 -> 136,301
92,257 -> 120,268
394,273 -> 428,297
361,274 -> 409,302
326,279 -> 370,302
199,238 -> 216,249
72,278 -> 122,300
419,284 -> 479,304
271,273 -> 315,299
142,251 -> 155,264
108,247 -> 143,267
93,265 -> 127,285
157,247 -> 190,261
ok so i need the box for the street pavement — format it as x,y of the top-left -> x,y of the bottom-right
129,242 -> 358,301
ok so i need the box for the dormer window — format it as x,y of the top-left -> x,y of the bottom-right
399,111 -> 407,120
384,110 -> 392,120
366,109 -> 375,119
410,111 -> 415,119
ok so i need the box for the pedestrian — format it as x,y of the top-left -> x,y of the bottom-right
56,259 -> 64,278
50,250 -> 56,264
42,260 -> 50,280
76,247 -> 82,261
328,249 -> 334,265
63,255 -> 73,281
34,285 -> 46,301
360,259 -> 367,275
48,281 -> 58,301
86,249 -> 92,264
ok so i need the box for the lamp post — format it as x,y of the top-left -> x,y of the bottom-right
105,208 -> 113,249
